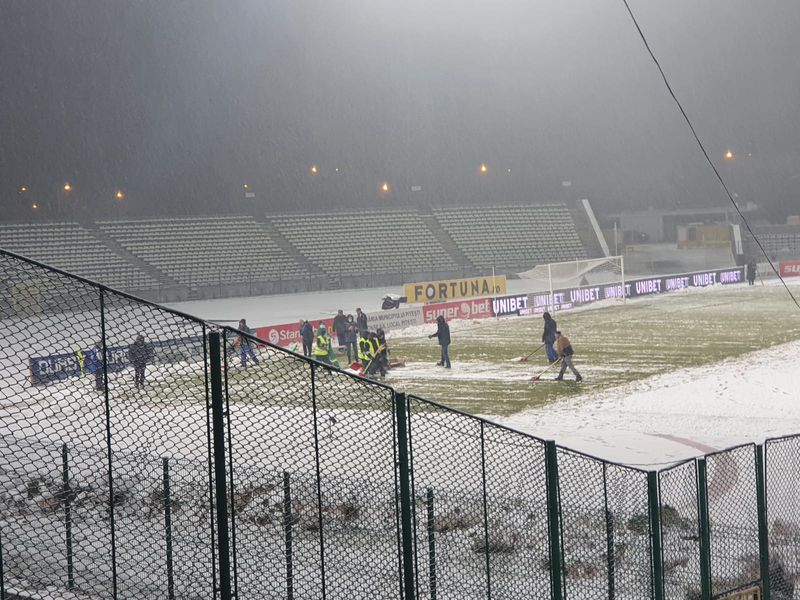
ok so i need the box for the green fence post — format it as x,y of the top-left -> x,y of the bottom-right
696,458 -> 712,600
602,463 -> 615,600
0,525 -> 4,600
209,331 -> 233,600
756,445 -> 770,600
62,443 -> 75,590
283,471 -> 294,600
479,421 -> 492,599
545,441 -> 563,600
394,392 -> 416,600
162,458 -> 175,600
647,471 -> 664,600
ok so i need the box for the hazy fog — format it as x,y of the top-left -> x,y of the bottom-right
2,0 -> 798,218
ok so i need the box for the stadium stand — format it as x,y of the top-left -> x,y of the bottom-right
432,204 -> 587,271
271,210 -> 461,281
98,216 -> 308,289
747,224 -> 800,260
0,222 -> 158,290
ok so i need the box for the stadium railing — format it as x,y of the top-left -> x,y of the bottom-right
0,247 -> 796,600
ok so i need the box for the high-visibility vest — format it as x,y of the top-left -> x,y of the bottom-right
370,338 -> 381,357
358,337 -> 371,361
313,334 -> 330,356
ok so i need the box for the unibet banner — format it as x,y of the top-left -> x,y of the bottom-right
405,275 -> 507,304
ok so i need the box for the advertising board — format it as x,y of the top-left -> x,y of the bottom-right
30,335 -> 205,386
422,297 -> 493,323
404,275 -> 507,304
780,261 -> 800,277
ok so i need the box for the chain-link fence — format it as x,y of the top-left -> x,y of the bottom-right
0,248 -> 796,600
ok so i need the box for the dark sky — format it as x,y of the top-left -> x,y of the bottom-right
2,0 -> 799,219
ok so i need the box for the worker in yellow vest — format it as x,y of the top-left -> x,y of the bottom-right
313,324 -> 332,365
358,331 -> 373,370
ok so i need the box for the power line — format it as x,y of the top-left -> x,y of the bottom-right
620,0 -> 800,311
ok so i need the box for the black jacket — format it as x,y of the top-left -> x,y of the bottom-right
433,321 -> 451,345
542,315 -> 557,344
128,340 -> 152,368
332,314 -> 348,335
356,312 -> 368,332
300,322 -> 314,342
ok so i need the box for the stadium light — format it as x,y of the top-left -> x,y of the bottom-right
380,182 -> 390,193
115,190 -> 124,201
724,150 -> 735,161
335,167 -> 340,173
479,163 -> 488,174
63,182 -> 72,192
19,186 -> 27,193
506,168 -> 512,174
243,183 -> 249,190
31,203 -> 39,209
310,165 -> 318,174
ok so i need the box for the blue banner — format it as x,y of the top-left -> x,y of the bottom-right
30,335 -> 205,387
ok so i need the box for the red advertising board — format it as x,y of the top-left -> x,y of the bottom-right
780,261 -> 800,277
422,297 -> 493,323
256,318 -> 334,348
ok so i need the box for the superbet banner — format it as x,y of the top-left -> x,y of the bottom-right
405,275 -> 507,304
422,297 -> 493,323
516,266 -> 745,315
780,261 -> 800,277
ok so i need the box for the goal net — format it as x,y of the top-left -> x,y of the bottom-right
517,256 -> 625,296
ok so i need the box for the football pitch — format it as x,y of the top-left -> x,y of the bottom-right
384,282 -> 800,416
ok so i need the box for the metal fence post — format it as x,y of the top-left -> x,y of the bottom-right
283,471 -> 294,600
755,445 -> 770,600
696,458 -> 712,600
61,443 -> 75,590
479,422 -> 492,599
99,288 -> 119,599
394,392 -> 416,600
209,331 -> 233,600
647,471 -> 664,600
602,463 -> 615,600
163,458 -> 175,600
310,363 -> 328,598
0,524 -> 4,600
545,441 -> 563,600
425,488 -> 436,600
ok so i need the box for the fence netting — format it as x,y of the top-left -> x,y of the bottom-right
1,248 -> 796,600
659,459 -> 702,598
765,436 -> 800,600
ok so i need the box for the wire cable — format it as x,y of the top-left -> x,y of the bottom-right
620,0 -> 800,310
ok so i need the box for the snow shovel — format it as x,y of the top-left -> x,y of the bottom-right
530,358 -> 562,381
515,344 -> 545,362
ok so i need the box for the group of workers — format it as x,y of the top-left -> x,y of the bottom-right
297,308 -> 390,379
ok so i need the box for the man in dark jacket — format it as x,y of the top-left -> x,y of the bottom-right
299,320 -> 314,356
428,315 -> 451,368
542,312 -> 558,363
356,308 -> 368,334
90,341 -> 104,391
746,258 -> 757,286
332,309 -> 348,349
237,319 -> 260,368
128,334 -> 153,389
344,315 -> 359,363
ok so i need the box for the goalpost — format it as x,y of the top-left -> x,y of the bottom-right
517,255 -> 626,310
